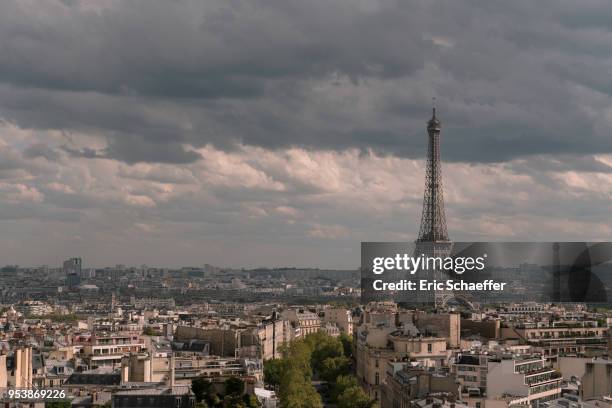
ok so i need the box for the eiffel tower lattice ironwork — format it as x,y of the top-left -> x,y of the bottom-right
414,104 -> 453,307
417,105 -> 449,243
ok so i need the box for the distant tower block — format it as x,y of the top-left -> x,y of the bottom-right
414,104 -> 453,307
552,243 -> 560,302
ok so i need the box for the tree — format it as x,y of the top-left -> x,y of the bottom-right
319,356 -> 351,383
339,333 -> 354,358
224,376 -> 245,396
330,375 -> 359,403
276,332 -> 356,408
208,393 -> 222,407
284,339 -> 313,380
305,332 -> 343,374
279,366 -> 322,408
223,395 -> 246,408
244,394 -> 261,408
337,386 -> 376,408
221,377 -> 247,408
192,377 -> 212,402
264,358 -> 285,388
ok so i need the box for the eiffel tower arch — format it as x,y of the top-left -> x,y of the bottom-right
437,292 -> 477,311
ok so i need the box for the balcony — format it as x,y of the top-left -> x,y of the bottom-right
525,371 -> 562,386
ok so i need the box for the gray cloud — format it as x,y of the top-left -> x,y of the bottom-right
23,143 -> 60,161
1,0 -> 611,163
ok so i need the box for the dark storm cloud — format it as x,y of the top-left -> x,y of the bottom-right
61,138 -> 201,164
104,136 -> 202,164
0,0 -> 428,95
0,0 -> 611,164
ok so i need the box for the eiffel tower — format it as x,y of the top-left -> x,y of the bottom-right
414,102 -> 453,307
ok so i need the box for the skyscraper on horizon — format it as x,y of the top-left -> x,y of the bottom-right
63,257 -> 82,289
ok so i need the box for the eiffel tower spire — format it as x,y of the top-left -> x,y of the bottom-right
417,103 -> 449,243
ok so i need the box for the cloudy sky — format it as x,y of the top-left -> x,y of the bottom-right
2,0 -> 612,268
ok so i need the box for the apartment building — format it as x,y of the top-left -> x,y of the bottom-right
381,362 -> 460,408
82,332 -> 145,368
400,311 -> 461,349
502,322 -> 608,358
7,347 -> 32,388
581,359 -> 612,400
356,324 -> 449,402
450,353 -> 488,394
321,308 -> 354,334
175,320 -> 291,360
112,384 -> 195,408
150,354 -> 262,384
256,317 -> 292,360
119,351 -> 263,385
280,308 -> 321,336
486,356 -> 563,406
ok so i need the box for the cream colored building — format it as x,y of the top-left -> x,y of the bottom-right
501,323 -> 608,358
356,304 -> 461,403
0,354 -> 6,388
175,320 -> 291,360
361,302 -> 398,327
83,332 -> 145,368
256,318 -> 292,360
9,347 -> 33,388
280,309 -> 321,336
121,353 -> 153,382
401,310 -> 461,348
486,357 -> 562,407
581,359 -> 612,400
450,353 -> 488,393
322,308 -> 353,334
356,324 -> 449,402
381,363 -> 460,408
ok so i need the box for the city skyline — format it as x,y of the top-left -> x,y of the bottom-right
2,0 -> 612,268
0,3 -> 609,408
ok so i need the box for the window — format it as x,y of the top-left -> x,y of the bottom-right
375,372 -> 379,385
427,343 -> 433,353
